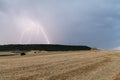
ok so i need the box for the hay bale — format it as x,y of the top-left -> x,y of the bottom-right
91,48 -> 97,50
41,51 -> 47,53
20,52 -> 26,56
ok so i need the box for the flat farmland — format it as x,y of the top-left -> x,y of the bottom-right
0,50 -> 120,80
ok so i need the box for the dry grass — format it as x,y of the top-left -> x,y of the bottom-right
0,50 -> 120,80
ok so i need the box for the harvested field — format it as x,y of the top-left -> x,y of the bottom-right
0,50 -> 120,80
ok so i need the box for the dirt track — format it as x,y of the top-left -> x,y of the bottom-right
0,50 -> 120,80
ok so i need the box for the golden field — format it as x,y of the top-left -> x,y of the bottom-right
0,50 -> 120,80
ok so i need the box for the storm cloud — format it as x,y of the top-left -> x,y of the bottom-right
0,0 -> 120,49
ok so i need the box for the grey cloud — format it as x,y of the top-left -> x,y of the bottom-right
0,0 -> 120,49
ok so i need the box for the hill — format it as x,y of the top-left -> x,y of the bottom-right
0,44 -> 91,51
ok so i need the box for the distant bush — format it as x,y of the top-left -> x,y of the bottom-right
20,52 -> 26,56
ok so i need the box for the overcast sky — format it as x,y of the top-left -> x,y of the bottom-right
0,0 -> 120,49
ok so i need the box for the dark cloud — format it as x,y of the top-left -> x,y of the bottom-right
0,0 -> 120,49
